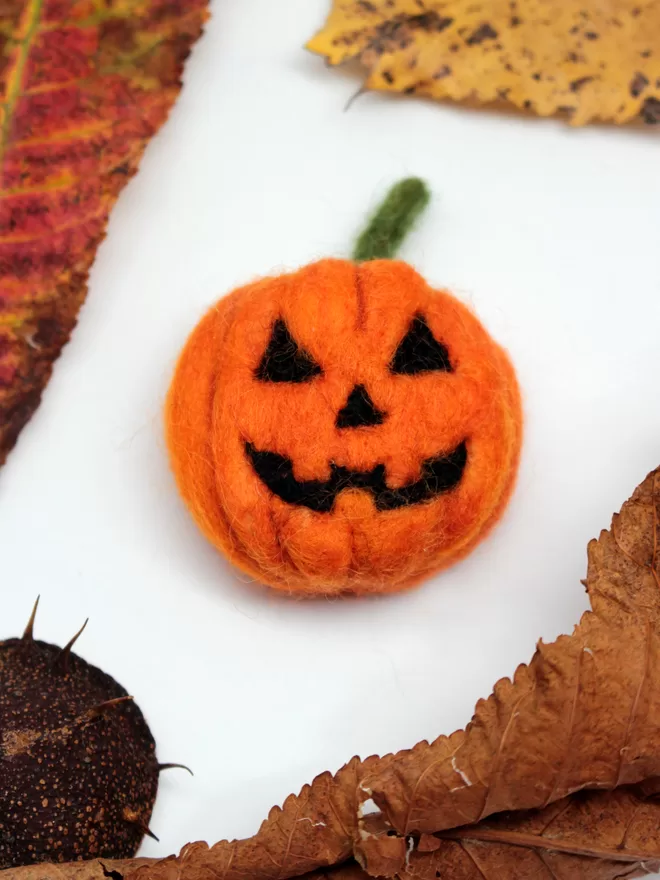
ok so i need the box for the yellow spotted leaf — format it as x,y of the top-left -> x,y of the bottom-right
307,0 -> 660,125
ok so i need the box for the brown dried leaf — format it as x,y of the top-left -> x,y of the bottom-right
0,860 -> 157,880
403,839 -> 654,880
5,787 -> 660,880
302,848 -> 655,880
265,786 -> 660,879
125,756 -> 388,880
353,468 -> 660,872
436,785 -> 660,871
119,468 -> 660,880
307,0 -> 660,125
356,785 -> 660,878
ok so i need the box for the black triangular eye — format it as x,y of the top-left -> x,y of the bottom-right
390,315 -> 453,375
255,319 -> 322,383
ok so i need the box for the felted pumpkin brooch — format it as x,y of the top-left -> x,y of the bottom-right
166,180 -> 522,596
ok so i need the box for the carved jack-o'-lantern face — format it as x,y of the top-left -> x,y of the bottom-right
166,259 -> 522,595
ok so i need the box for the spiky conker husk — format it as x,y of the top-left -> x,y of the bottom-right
0,634 -> 159,868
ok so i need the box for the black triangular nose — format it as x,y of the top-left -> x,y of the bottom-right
336,385 -> 387,429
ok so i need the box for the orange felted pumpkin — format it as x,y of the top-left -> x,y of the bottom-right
166,181 -> 522,595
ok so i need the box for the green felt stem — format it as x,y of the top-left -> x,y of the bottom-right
352,177 -> 431,262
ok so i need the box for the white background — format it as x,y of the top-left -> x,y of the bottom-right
2,0 -> 660,869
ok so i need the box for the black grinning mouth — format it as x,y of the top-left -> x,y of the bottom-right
245,441 -> 468,513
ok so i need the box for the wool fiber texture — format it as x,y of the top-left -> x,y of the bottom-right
352,178 -> 430,262
165,258 -> 522,595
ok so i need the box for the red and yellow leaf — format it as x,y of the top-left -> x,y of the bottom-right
0,0 -> 208,467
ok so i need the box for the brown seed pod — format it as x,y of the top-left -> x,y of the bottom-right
0,601 -> 167,868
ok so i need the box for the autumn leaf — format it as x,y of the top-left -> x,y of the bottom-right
352,470 -> 660,871
338,848 -> 654,880
167,787 -> 660,879
0,863 -> 364,880
307,0 -> 660,125
7,786 -> 660,880
0,0 -> 208,468
353,784 -> 660,877
127,756 -> 389,880
430,785 -> 660,878
0,860 -> 159,880
113,466 -> 660,880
